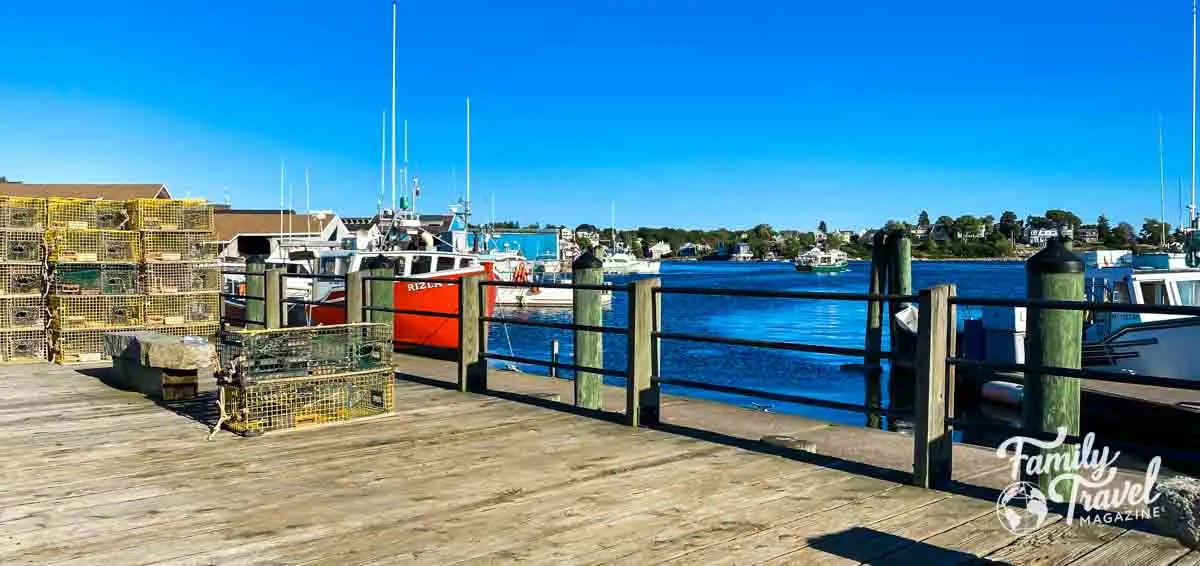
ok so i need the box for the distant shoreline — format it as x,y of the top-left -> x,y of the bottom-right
908,256 -> 1026,263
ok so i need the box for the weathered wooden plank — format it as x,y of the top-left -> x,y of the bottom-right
657,485 -> 947,565
1065,528 -> 1190,566
981,520 -> 1123,565
761,494 -> 997,565
870,511 -> 1065,565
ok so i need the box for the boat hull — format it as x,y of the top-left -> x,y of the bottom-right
496,286 -> 614,307
308,269 -> 497,351
1084,317 -> 1200,381
795,262 -> 848,273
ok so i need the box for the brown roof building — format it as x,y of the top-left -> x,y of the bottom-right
0,183 -> 170,200
212,209 -> 321,242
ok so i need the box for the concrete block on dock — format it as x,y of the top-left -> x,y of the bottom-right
1152,475 -> 1200,549
103,330 -> 214,370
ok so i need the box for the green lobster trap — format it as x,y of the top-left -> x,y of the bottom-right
51,264 -> 141,296
218,323 -> 391,384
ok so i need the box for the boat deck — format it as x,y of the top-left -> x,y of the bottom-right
1,356 -> 1195,565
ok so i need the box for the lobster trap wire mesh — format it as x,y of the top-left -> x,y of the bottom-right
143,263 -> 220,294
51,327 -> 136,363
1,231 -> 46,264
47,198 -> 130,230
47,230 -> 140,263
157,323 -> 219,340
218,323 -> 391,384
51,264 -> 141,296
0,296 -> 47,329
0,329 -> 47,363
129,198 -> 213,232
141,232 -> 217,262
49,295 -> 145,329
146,292 -> 219,326
0,196 -> 47,230
218,368 -> 395,435
0,264 -> 46,296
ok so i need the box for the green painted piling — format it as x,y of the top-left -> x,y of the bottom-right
264,268 -> 283,329
245,256 -> 266,329
864,231 -> 888,429
572,249 -> 604,410
1023,238 -> 1084,500
886,230 -> 915,414
363,256 -> 395,334
346,271 -> 365,324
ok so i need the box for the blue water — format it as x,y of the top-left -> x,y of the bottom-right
486,260 -> 1026,426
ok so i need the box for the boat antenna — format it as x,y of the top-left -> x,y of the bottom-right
289,182 -> 294,236
466,97 -> 472,237
305,167 -> 312,235
379,109 -> 386,215
279,159 -> 286,243
403,118 -> 409,214
390,0 -> 398,215
1192,0 -> 1197,229
1161,112 -> 1168,245
1181,175 -> 1186,229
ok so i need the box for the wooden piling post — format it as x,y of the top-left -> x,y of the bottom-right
264,267 -> 284,330
550,338 -> 559,378
913,283 -> 953,489
362,255 -> 395,332
626,278 -> 659,426
864,231 -> 889,429
458,273 -> 487,392
572,249 -> 604,410
245,256 -> 266,329
1024,238 -> 1084,500
346,271 -> 365,324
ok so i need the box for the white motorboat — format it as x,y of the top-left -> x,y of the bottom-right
493,257 -> 613,307
601,251 -> 661,275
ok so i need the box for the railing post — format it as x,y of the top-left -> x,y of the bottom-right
245,255 -> 266,329
550,338 -> 559,379
864,230 -> 888,429
264,267 -> 284,330
572,250 -> 604,410
1024,239 -> 1084,500
913,283 -> 952,489
626,278 -> 659,426
458,274 -> 486,392
346,271 -> 364,324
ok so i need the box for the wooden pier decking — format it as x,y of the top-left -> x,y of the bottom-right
2,357 -> 1196,565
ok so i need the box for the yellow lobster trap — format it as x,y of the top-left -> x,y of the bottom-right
0,329 -> 48,363
47,198 -> 130,230
51,327 -> 137,364
0,196 -> 47,230
47,229 -> 140,263
0,264 -> 46,296
157,323 -> 219,341
0,231 -> 46,264
141,232 -> 217,262
129,198 -> 213,231
145,292 -> 220,327
218,368 -> 395,436
49,295 -> 145,329
0,296 -> 47,329
142,263 -> 220,294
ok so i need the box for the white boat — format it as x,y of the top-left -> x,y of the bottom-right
491,255 -> 613,307
794,247 -> 849,273
602,251 -> 661,275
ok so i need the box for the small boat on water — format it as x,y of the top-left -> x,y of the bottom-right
602,251 -> 661,275
794,247 -> 848,273
496,262 -> 613,308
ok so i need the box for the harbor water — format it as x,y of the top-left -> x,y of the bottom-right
487,259 -> 1026,427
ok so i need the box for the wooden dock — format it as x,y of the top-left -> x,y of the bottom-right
1,356 -> 1195,565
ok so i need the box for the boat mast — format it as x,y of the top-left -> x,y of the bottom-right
379,109 -> 386,215
403,119 -> 409,214
1161,113 -> 1168,245
466,97 -> 473,247
1192,0 -> 1197,229
390,0 -> 398,215
279,159 -> 285,243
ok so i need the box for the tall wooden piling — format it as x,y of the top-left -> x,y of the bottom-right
913,283 -> 953,489
264,268 -> 284,330
626,278 -> 659,426
245,255 -> 266,329
458,274 -> 486,392
346,271 -> 365,324
363,256 -> 395,332
572,250 -> 604,410
864,231 -> 888,429
1023,238 -> 1084,500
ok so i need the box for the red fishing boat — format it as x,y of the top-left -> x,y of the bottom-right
305,249 -> 496,351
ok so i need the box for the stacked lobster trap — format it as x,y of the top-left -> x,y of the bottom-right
0,197 -> 48,363
46,197 -> 143,363
132,199 -> 220,339
215,323 -> 395,436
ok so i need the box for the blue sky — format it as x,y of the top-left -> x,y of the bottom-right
0,1 -> 1195,230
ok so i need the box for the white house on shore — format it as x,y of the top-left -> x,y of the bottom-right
647,241 -> 672,259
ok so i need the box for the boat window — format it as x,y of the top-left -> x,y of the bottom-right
411,255 -> 432,275
318,257 -> 337,274
1139,280 -> 1168,305
436,256 -> 456,272
1111,281 -> 1130,304
1178,280 -> 1200,306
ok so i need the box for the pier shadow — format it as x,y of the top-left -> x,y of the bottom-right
72,366 -> 220,428
394,370 -> 630,426
805,526 -> 1009,565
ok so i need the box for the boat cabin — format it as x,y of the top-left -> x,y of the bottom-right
1085,265 -> 1200,341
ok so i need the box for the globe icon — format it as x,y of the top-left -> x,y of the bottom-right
995,481 -> 1050,535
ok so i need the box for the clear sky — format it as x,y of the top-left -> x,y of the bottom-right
0,1 -> 1195,231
